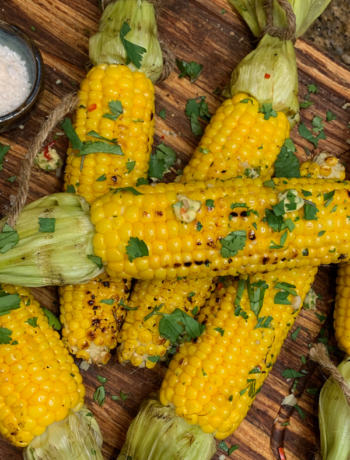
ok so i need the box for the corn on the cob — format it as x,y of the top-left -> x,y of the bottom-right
334,264 -> 350,353
59,273 -> 131,365
159,267 -> 317,439
0,285 -> 84,447
300,152 -> 346,181
90,177 -> 350,280
117,277 -> 217,368
63,64 -> 155,205
181,93 -> 289,183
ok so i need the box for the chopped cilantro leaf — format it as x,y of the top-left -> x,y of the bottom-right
38,218 -> 55,233
303,204 -> 319,220
220,230 -> 247,258
259,103 -> 277,120
326,110 -> 337,122
87,254 -> 103,269
120,22 -> 147,69
274,139 -> 301,178
176,59 -> 203,83
126,237 -> 149,262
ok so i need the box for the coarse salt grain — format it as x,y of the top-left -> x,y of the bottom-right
0,44 -> 31,117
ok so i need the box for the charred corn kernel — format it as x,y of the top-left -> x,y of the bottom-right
59,273 -> 131,365
63,64 -> 155,204
91,177 -> 350,280
0,285 -> 84,447
300,152 -> 346,180
117,277 -> 217,368
181,93 -> 289,182
334,264 -> 350,353
160,267 -> 317,438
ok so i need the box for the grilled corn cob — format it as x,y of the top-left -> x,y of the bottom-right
61,0 -> 164,365
63,65 -> 155,204
63,0 -> 164,204
300,152 -> 345,181
334,264 -> 350,353
117,277 -> 217,368
0,285 -> 84,447
90,177 -> 350,280
118,267 -> 316,459
59,273 -> 131,365
159,268 -> 317,439
181,93 -> 290,182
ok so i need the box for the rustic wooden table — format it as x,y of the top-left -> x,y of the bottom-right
1,1 -> 350,459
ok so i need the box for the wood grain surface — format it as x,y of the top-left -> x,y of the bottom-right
0,1 -> 350,459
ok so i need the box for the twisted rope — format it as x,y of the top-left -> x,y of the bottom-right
263,0 -> 296,42
310,343 -> 350,405
7,93 -> 79,228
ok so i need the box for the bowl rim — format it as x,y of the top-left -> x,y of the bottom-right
0,20 -> 44,123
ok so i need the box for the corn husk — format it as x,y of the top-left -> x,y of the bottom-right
23,407 -> 103,460
319,358 -> 350,460
117,398 -> 217,460
227,0 -> 332,127
89,0 -> 163,82
0,193 -> 102,287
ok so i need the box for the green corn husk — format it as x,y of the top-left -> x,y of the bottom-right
0,193 -> 102,287
89,0 -> 163,82
23,407 -> 103,460
117,398 -> 217,460
319,357 -> 350,460
227,0 -> 332,128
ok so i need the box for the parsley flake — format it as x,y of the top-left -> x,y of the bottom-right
126,237 -> 149,262
220,230 -> 247,258
120,22 -> 147,68
38,218 -> 55,233
176,59 -> 203,83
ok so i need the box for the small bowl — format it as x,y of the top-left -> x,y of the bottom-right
0,21 -> 44,133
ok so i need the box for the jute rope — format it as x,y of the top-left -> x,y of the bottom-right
309,343 -> 350,406
101,0 -> 175,83
263,0 -> 296,42
6,93 -> 79,228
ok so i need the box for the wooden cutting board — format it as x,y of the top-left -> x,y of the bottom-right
0,1 -> 349,459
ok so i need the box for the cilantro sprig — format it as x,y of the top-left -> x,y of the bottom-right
220,230 -> 247,258
62,118 -> 124,157
120,22 -> 147,68
148,144 -> 177,180
176,59 -> 203,83
274,139 -> 301,178
144,307 -> 206,344
126,237 -> 149,262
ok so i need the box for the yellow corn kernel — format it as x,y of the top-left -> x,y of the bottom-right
301,152 -> 345,181
0,285 -> 84,448
181,93 -> 289,182
334,264 -> 350,353
117,277 -> 217,368
160,267 -> 317,438
60,273 -> 131,365
91,178 -> 350,280
63,64 -> 155,204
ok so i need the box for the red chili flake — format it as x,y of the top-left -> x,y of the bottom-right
279,447 -> 286,460
161,135 -> 165,139
264,73 -> 271,79
43,141 -> 56,161
88,103 -> 97,112
217,283 -> 224,290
